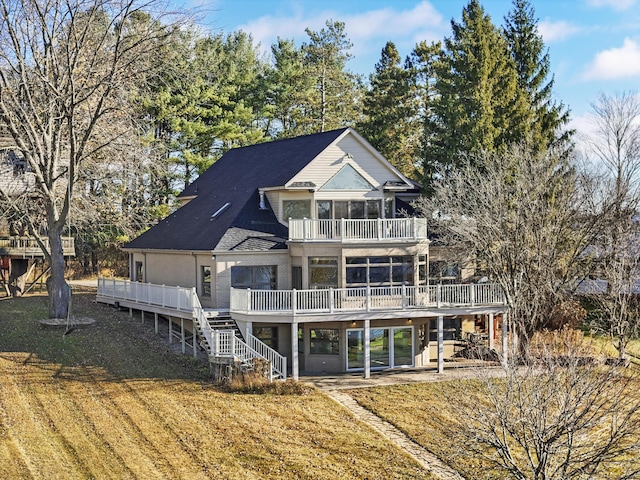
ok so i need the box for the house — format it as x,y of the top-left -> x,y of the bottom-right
100,128 -> 507,379
0,149 -> 75,296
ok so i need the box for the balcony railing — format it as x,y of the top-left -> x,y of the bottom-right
230,283 -> 505,316
288,217 -> 428,242
0,236 -> 75,257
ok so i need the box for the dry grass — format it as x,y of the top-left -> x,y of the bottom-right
0,292 -> 429,479
348,331 -> 640,479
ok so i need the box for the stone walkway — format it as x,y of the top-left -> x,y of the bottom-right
325,389 -> 465,479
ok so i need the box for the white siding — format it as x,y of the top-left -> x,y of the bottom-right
289,135 -> 406,191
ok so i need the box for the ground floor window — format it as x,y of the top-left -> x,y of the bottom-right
347,326 -> 413,370
231,265 -> 277,290
254,326 -> 278,349
429,318 -> 461,341
309,328 -> 339,355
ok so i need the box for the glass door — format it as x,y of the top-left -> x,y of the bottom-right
347,326 -> 414,371
393,327 -> 413,367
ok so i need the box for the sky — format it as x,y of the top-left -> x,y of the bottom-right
181,0 -> 640,138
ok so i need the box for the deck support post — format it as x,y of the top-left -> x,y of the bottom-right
154,313 -> 158,333
129,307 -> 132,317
291,320 -> 299,380
180,318 -> 185,354
141,310 -> 144,324
364,319 -> 371,379
437,315 -> 444,374
245,321 -> 253,341
168,318 -> 172,344
488,313 -> 495,350
192,319 -> 198,358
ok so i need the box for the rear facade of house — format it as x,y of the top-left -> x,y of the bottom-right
119,128 -> 506,378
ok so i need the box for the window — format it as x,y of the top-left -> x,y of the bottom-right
429,318 -> 461,341
309,257 -> 338,288
135,261 -> 143,282
309,328 -> 339,355
429,261 -> 460,285
283,200 -> 311,220
231,265 -> 277,290
320,164 -> 373,190
317,199 -> 382,219
346,256 -> 413,287
385,197 -> 394,219
254,327 -> 278,349
201,265 -> 211,297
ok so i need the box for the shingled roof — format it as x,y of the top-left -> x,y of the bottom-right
124,128 -> 349,252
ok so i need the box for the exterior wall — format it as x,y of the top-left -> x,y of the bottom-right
214,251 -> 290,309
289,135 -> 403,190
127,251 -> 216,308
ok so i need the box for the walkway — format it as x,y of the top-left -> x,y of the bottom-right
306,362 -> 506,480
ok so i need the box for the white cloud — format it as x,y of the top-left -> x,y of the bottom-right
587,0 -> 636,11
236,1 -> 444,59
583,38 -> 640,80
538,20 -> 581,43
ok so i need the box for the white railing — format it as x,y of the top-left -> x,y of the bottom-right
97,278 -> 287,380
247,333 -> 287,382
230,283 -> 505,315
0,236 -> 75,256
288,217 -> 428,242
97,278 -> 195,313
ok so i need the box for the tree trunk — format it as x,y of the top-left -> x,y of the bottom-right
46,229 -> 70,318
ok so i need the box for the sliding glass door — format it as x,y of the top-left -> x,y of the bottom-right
347,326 -> 413,370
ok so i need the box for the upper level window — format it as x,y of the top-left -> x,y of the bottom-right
428,261 -> 460,285
309,257 -> 338,289
346,256 -> 413,287
320,164 -> 374,190
283,200 -> 311,220
231,265 -> 277,290
317,199 -> 382,220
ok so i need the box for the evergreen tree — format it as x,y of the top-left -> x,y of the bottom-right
302,20 -> 362,132
504,0 -> 572,151
423,0 -> 526,192
358,42 -> 421,177
264,38 -> 314,138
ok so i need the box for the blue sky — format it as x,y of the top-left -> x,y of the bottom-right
183,0 -> 640,137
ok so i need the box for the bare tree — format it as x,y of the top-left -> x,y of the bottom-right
416,141 -> 604,357
583,92 -> 640,359
0,0 -> 175,317
444,330 -> 640,479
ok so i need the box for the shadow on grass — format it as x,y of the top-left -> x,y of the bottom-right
0,293 -> 211,383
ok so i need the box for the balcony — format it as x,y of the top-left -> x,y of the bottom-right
288,217 -> 428,243
0,236 -> 75,257
230,283 -> 506,320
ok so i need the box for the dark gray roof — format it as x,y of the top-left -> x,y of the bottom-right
125,128 -> 349,252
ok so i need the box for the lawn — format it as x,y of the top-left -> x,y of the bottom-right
0,292 -> 431,479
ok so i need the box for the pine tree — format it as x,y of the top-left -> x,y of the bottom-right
423,0 -> 525,191
503,0 -> 572,152
302,20 -> 362,132
358,42 -> 421,177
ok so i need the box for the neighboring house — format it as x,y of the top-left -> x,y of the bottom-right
0,149 -> 74,296
107,128 -> 506,378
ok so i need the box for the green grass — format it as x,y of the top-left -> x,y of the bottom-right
0,292 -> 432,479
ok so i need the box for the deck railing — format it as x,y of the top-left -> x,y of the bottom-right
0,236 -> 75,256
97,278 -> 286,379
230,283 -> 505,315
288,217 -> 428,242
